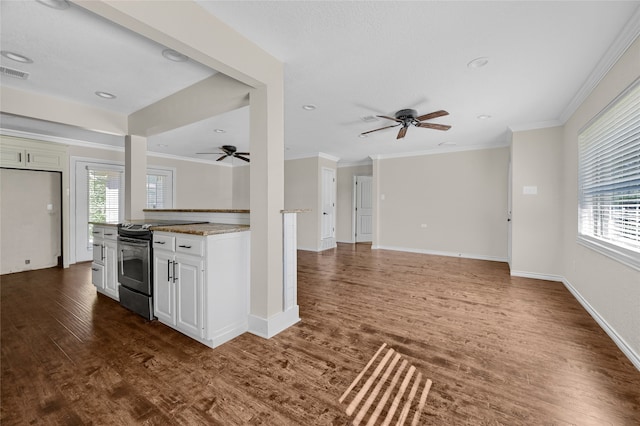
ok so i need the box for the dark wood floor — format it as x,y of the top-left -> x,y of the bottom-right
2,244 -> 639,425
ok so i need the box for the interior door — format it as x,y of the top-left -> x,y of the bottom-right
355,176 -> 373,242
321,168 -> 336,248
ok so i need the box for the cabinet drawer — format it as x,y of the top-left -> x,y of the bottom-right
102,228 -> 117,240
91,227 -> 104,239
91,263 -> 104,289
153,234 -> 175,251
176,235 -> 204,256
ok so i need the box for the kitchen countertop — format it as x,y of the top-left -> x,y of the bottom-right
150,223 -> 250,236
143,209 -> 249,213
89,221 -> 120,227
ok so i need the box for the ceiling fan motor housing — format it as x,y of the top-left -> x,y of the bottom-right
395,109 -> 418,125
222,145 -> 237,153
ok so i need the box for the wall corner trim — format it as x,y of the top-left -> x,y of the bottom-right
247,307 -> 300,339
562,278 -> 640,371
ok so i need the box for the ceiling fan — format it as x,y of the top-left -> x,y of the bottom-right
197,145 -> 250,162
361,109 -> 451,139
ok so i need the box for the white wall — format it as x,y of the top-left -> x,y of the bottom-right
232,164 -> 250,209
284,157 -> 318,250
1,168 -> 61,273
561,36 -> 640,363
511,127 -> 563,278
68,145 -> 235,209
336,164 -> 373,243
375,147 -> 510,260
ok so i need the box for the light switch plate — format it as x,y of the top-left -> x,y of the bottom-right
523,185 -> 538,195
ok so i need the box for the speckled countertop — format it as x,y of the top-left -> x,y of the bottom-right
143,209 -> 249,213
150,223 -> 250,236
89,221 -> 120,227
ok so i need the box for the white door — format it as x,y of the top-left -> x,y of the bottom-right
321,168 -> 336,249
175,255 -> 203,339
103,239 -> 119,300
153,250 -> 175,325
355,176 -> 373,242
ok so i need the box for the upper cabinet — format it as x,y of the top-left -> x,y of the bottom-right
0,136 -> 67,171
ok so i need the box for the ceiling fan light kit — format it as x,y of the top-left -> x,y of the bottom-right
361,108 -> 451,139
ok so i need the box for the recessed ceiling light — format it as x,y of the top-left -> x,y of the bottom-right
162,49 -> 189,62
36,0 -> 70,10
213,129 -> 226,133
477,114 -> 492,120
467,57 -> 489,69
95,91 -> 116,99
302,104 -> 317,111
1,51 -> 33,64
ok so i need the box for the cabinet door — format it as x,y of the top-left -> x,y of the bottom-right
91,263 -> 104,290
175,254 -> 203,339
0,146 -> 25,168
153,250 -> 175,325
25,147 -> 63,171
103,240 -> 119,300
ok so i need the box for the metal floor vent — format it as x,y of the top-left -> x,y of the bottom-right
0,66 -> 29,80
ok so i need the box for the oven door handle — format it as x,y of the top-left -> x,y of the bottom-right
117,237 -> 150,246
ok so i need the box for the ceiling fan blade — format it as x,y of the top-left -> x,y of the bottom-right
377,115 -> 402,123
235,155 -> 250,162
216,154 -> 229,161
416,122 -> 451,131
416,110 -> 449,122
196,152 -> 220,155
397,126 -> 408,139
235,152 -> 250,156
361,124 -> 400,135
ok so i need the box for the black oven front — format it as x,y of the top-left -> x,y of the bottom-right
117,228 -> 153,320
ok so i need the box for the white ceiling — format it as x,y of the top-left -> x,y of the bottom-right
1,1 -> 639,165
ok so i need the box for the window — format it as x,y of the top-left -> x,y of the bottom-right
87,165 -> 124,247
578,79 -> 640,270
146,168 -> 174,209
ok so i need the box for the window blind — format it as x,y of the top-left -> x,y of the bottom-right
578,79 -> 640,265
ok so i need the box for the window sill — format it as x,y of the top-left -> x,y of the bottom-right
577,235 -> 640,272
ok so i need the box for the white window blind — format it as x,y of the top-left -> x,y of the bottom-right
87,166 -> 124,245
146,168 -> 174,209
578,79 -> 640,270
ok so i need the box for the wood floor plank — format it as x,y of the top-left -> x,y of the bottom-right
2,245 -> 639,425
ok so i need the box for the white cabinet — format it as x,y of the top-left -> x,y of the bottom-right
152,230 -> 250,348
153,234 -> 204,340
0,138 -> 66,171
90,225 -> 119,300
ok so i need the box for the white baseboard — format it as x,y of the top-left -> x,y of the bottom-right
562,278 -> 640,371
372,245 -> 508,263
510,270 -> 563,282
248,306 -> 301,339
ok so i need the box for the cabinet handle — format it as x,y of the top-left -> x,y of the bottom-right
104,233 -> 113,236
172,261 -> 177,283
167,259 -> 172,281
91,268 -> 99,272
92,231 -> 100,235
101,245 -> 105,261
93,243 -> 101,248
18,152 -> 22,162
156,241 -> 165,245
178,245 -> 192,249
27,153 -> 31,163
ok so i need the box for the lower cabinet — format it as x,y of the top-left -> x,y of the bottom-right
153,248 -> 203,340
152,230 -> 250,348
90,225 -> 119,301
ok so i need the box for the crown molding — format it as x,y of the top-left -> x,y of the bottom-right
337,158 -> 373,168
0,128 -> 123,151
508,119 -> 563,133
558,6 -> 640,123
370,141 -> 510,161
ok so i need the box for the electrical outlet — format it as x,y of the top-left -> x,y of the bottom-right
25,259 -> 30,264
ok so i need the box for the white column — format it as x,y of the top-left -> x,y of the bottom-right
125,135 -> 147,221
